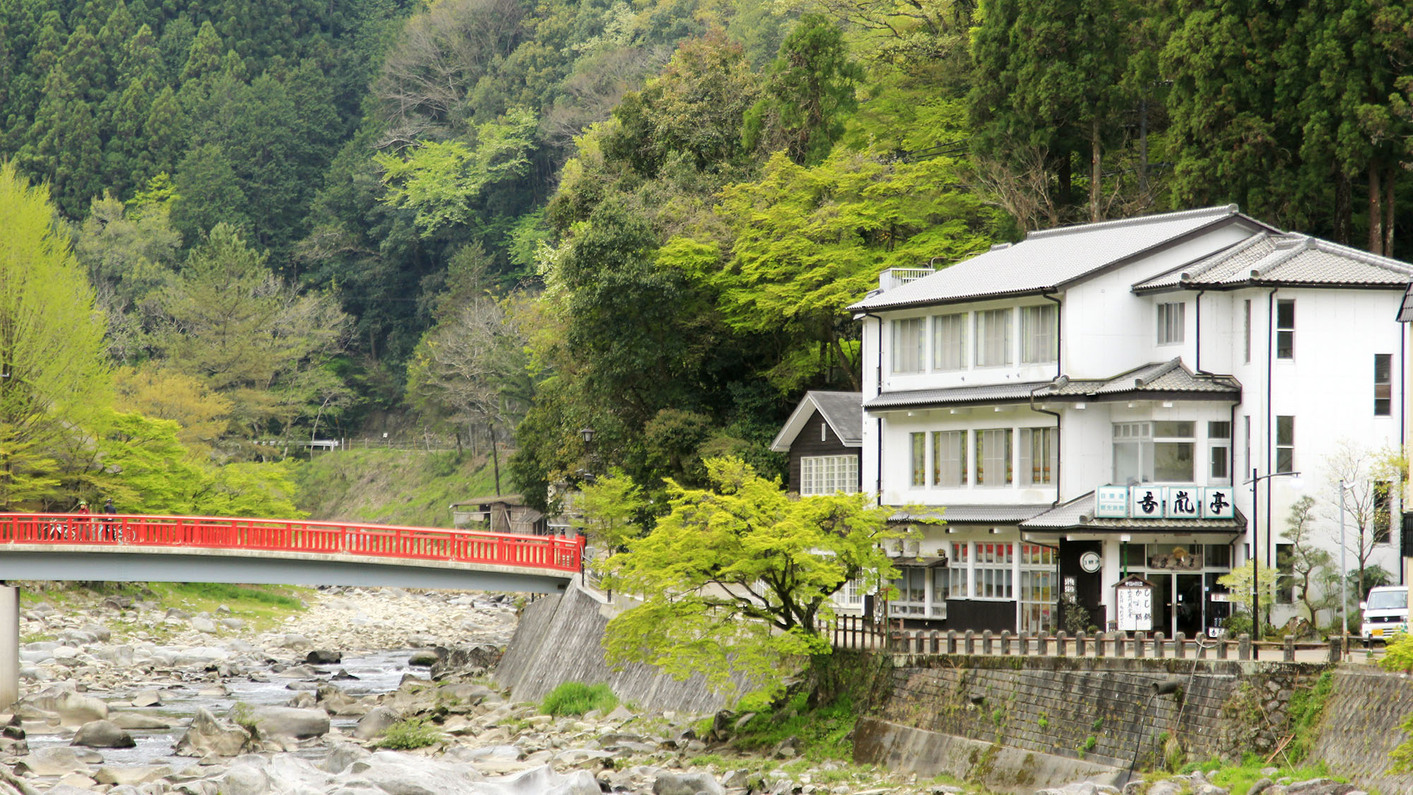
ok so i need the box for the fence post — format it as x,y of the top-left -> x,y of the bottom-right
1113,631 -> 1125,658
1174,632 -> 1186,659
946,630 -> 958,655
1000,630 -> 1012,655
1328,636 -> 1342,663
1218,637 -> 1229,660
1075,631 -> 1087,656
1238,634 -> 1252,661
964,630 -> 975,655
1095,631 -> 1106,658
982,630 -> 993,655
1019,632 -> 1030,656
1056,631 -> 1068,657
1155,632 -> 1167,658
1136,632 -> 1147,658
1284,635 -> 1295,662
1037,633 -> 1050,656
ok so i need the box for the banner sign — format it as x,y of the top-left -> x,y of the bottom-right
1114,575 -> 1155,632
1095,486 -> 1234,520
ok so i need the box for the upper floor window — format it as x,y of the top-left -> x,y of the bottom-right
910,432 -> 926,486
1020,304 -> 1057,364
1020,427 -> 1056,485
932,430 -> 967,486
1375,354 -> 1392,416
932,313 -> 968,371
975,309 -> 1012,367
1113,422 -> 1151,484
1374,481 -> 1393,543
1113,421 -> 1196,483
1276,415 -> 1295,472
1243,299 -> 1252,363
1208,421 -> 1231,483
975,428 -> 1013,486
892,318 -> 926,373
800,455 -> 858,496
1157,302 -> 1185,345
1276,299 -> 1295,359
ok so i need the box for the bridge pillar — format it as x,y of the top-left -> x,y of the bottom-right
0,586 -> 16,708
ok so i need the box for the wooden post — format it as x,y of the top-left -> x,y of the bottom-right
0,586 -> 17,708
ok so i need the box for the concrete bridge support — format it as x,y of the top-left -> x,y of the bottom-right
0,586 -> 16,709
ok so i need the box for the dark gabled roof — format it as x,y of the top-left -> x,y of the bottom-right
864,360 -> 1239,412
1135,232 -> 1413,293
851,206 -> 1266,312
770,391 -> 863,452
1019,491 -> 1245,533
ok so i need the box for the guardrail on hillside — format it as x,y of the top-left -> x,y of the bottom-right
818,616 -> 1351,662
0,513 -> 584,573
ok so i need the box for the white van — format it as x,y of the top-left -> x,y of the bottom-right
1360,585 -> 1409,643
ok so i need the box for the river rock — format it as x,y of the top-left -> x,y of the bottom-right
110,711 -> 171,730
174,707 -> 251,758
49,691 -> 108,727
94,765 -> 174,786
132,690 -> 163,707
72,719 -> 136,748
407,649 -> 439,667
652,771 -> 726,795
305,649 -> 342,665
218,764 -> 270,795
352,706 -> 399,740
191,616 -> 218,633
349,750 -> 488,794
14,746 -> 100,776
248,706 -> 330,739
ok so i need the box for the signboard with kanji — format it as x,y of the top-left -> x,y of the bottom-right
1095,486 -> 1129,518
1114,575 -> 1155,632
1098,486 -> 1235,520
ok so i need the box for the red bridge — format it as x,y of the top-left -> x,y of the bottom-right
0,513 -> 583,592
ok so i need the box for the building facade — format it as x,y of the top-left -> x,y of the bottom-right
849,206 -> 1411,636
770,391 -> 863,495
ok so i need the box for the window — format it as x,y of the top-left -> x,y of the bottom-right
976,428 -> 1013,486
1243,415 -> 1252,476
932,431 -> 967,487
949,542 -> 970,597
933,313 -> 968,371
1276,299 -> 1295,359
975,542 -> 1014,599
1019,544 -> 1057,633
1375,354 -> 1392,416
800,455 -> 858,495
892,318 -> 926,373
1020,304 -> 1057,364
1019,427 -> 1056,485
1154,421 -> 1195,481
910,432 -> 926,487
1374,481 -> 1393,544
889,568 -> 927,616
1157,302 -> 1185,345
837,578 -> 864,606
1208,421 -> 1231,483
975,309 -> 1012,367
1276,415 -> 1295,472
1243,299 -> 1252,364
930,568 -> 949,617
1113,422 -> 1152,484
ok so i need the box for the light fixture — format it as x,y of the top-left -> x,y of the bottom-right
1127,402 -> 1136,408
1075,403 -> 1086,410
994,406 -> 1002,412
949,408 -> 958,414
1162,401 -> 1174,408
579,427 -> 595,444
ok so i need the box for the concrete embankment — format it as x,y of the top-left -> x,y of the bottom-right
495,581 -> 749,714
1309,667 -> 1413,794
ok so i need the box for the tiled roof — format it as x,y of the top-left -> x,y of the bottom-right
1020,491 -> 1245,532
865,360 -> 1239,412
890,505 -> 1055,524
851,206 -> 1254,311
770,391 -> 863,451
1135,232 -> 1413,292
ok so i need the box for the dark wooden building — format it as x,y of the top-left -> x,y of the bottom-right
770,391 -> 863,495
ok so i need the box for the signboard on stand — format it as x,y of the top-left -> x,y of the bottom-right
1114,575 -> 1155,632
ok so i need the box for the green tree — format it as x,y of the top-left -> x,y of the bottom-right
1277,495 -> 1334,633
742,13 -> 862,166
603,456 -> 906,707
0,162 -> 110,509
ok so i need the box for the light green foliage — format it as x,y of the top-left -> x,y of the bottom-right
0,162 -> 110,509
203,461 -> 305,519
1379,632 -> 1413,674
603,457 -> 905,706
578,469 -> 645,554
376,718 -> 442,750
541,682 -> 619,716
1217,560 -> 1279,631
375,108 -> 537,236
89,410 -> 205,513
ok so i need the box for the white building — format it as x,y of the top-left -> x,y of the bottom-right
849,205 -> 1411,637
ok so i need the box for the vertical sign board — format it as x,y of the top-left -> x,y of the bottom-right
1114,575 -> 1155,632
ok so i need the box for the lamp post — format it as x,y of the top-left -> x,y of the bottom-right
1246,467 -> 1300,642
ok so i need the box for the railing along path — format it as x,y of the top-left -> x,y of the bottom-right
817,615 -> 1352,663
0,513 -> 583,573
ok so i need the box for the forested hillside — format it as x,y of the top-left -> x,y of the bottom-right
0,0 -> 1409,516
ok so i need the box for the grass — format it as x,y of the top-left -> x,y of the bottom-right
541,682 -> 619,717
1177,755 -> 1342,795
376,718 -> 442,749
293,448 -> 499,527
19,580 -> 311,640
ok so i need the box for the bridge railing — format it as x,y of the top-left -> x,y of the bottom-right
0,513 -> 584,573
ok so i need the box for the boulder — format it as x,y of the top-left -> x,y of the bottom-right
132,690 -> 163,707
653,771 -> 726,795
352,706 -> 399,740
247,706 -> 330,740
72,719 -> 136,748
110,712 -> 171,730
93,765 -> 173,786
174,707 -> 251,758
348,751 -> 487,795
218,764 -> 271,795
190,617 -> 218,634
14,746 -> 99,776
407,649 -> 439,667
51,691 -> 108,727
304,649 -> 341,665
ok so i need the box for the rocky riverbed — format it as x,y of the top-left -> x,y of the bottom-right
0,586 -> 1369,795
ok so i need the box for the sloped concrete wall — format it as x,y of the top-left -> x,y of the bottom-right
495,581 -> 747,714
1309,668 -> 1413,794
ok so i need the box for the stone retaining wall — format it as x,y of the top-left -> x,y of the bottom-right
1309,668 -> 1413,794
494,581 -> 746,714
856,655 -> 1326,792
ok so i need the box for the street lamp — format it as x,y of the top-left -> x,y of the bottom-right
1246,467 -> 1300,641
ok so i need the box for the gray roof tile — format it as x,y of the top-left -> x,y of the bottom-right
1136,233 -> 1413,292
1020,491 -> 1245,532
852,206 -> 1251,311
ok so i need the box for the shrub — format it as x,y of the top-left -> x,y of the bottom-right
541,682 -> 619,717
376,718 -> 441,749
1379,632 -> 1413,674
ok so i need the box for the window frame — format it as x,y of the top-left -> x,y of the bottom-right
1019,304 -> 1057,365
1207,421 -> 1231,484
975,428 -> 1013,486
1157,301 -> 1185,345
931,430 -> 967,487
1375,353 -> 1392,417
891,317 -> 926,374
1276,299 -> 1295,360
1275,415 -> 1295,473
800,454 -> 858,496
932,312 -> 968,372
975,308 -> 1013,367
1019,427 -> 1056,486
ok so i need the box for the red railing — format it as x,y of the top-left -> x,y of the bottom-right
0,513 -> 584,574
